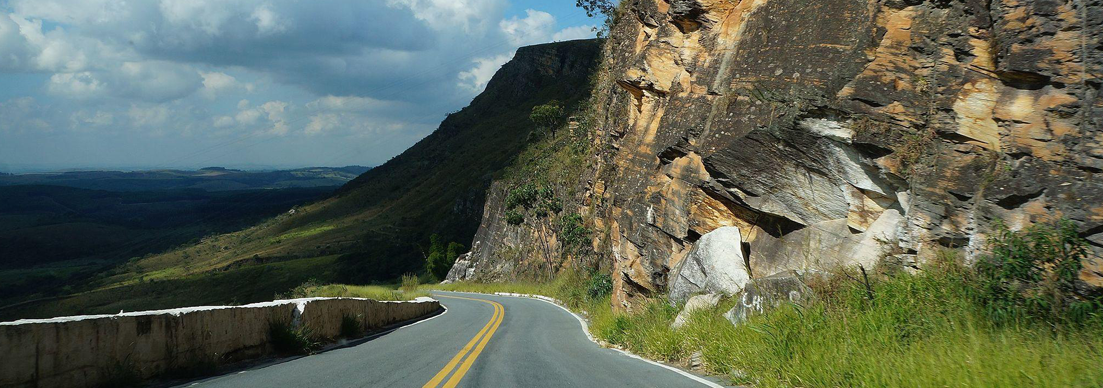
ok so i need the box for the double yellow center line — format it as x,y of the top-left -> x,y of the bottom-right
422,295 -> 504,388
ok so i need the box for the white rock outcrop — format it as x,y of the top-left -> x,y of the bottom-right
442,252 -> 474,283
667,226 -> 751,305
671,293 -> 721,329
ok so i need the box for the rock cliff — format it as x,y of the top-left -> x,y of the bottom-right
589,0 -> 1102,308
452,0 -> 1101,310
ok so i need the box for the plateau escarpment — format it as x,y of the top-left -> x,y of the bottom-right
458,0 -> 1102,310
272,39 -> 602,280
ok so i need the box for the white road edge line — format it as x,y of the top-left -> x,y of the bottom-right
438,291 -> 725,388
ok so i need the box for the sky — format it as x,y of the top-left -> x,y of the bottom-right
0,0 -> 600,172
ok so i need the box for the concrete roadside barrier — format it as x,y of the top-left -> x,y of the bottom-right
0,297 -> 440,388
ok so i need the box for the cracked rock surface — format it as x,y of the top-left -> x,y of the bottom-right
457,0 -> 1102,311
588,0 -> 1102,309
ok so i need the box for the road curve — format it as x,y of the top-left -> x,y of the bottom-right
181,291 -> 715,388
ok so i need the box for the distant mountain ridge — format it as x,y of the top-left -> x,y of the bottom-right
0,166 -> 370,192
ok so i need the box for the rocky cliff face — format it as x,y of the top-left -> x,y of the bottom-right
585,0 -> 1102,309
442,42 -> 607,283
448,181 -> 527,282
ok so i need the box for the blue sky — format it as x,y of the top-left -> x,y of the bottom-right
0,0 -> 600,172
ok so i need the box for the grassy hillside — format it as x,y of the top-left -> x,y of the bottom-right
0,185 -> 335,313
0,185 -> 335,267
2,39 -> 602,320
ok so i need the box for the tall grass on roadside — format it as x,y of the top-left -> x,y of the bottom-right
280,281 -> 429,301
268,319 -> 318,356
401,273 -> 420,294
578,221 -> 1103,388
419,220 -> 1103,387
340,313 -> 364,339
433,221 -> 1103,387
577,261 -> 1103,387
100,357 -> 142,388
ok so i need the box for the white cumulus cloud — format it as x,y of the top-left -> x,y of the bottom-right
389,0 -> 505,33
0,0 -> 603,168
305,113 -> 341,135
70,110 -> 114,128
200,71 -> 250,99
457,53 -> 513,93
0,15 -> 33,70
499,10 -> 556,46
213,115 -> 235,128
47,72 -> 104,99
113,61 -> 203,102
128,105 -> 170,128
552,25 -> 597,42
251,5 -> 288,35
235,108 -> 262,125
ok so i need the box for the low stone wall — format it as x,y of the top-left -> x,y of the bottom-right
0,297 -> 440,388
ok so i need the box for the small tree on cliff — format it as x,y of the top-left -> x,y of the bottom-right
575,0 -> 615,18
530,101 -> 565,136
574,0 -> 616,37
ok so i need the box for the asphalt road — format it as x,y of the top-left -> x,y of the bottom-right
182,291 -> 717,388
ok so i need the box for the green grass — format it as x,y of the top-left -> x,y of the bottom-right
4,256 -> 430,320
295,284 -> 429,301
3,256 -> 343,320
429,281 -> 552,296
270,224 -> 337,243
432,266 -> 1103,387
268,319 -> 319,355
598,269 -> 1103,387
340,313 -> 364,338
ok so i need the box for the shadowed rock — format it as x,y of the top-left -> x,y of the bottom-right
724,272 -> 815,326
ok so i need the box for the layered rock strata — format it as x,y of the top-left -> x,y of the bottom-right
588,0 -> 1102,309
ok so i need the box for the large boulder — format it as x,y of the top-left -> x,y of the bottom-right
724,272 -> 815,326
671,293 -> 721,329
668,227 -> 751,305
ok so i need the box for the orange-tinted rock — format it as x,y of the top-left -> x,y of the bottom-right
453,0 -> 1103,309
585,0 -> 1103,308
